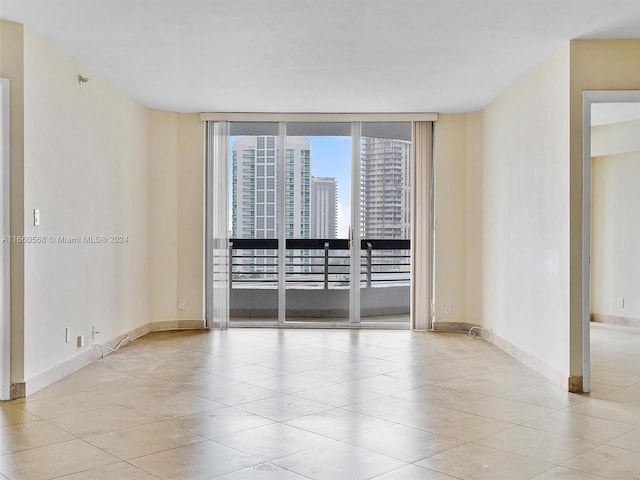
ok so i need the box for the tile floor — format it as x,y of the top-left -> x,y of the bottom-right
1,323 -> 640,479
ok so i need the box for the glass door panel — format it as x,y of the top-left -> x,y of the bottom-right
228,122 -> 280,324
284,123 -> 351,323
360,122 -> 412,326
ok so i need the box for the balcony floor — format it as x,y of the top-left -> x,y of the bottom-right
230,313 -> 410,329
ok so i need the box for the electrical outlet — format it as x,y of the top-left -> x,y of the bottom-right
617,297 -> 625,308
33,208 -> 40,226
178,299 -> 186,310
445,303 -> 452,314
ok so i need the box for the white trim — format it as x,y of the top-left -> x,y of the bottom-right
201,113 -> 438,122
0,78 -> 10,400
278,123 -> 286,323
350,122 -> 362,323
582,90 -> 640,394
482,328 -> 567,390
23,321 -> 205,398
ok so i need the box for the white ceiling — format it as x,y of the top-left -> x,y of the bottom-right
2,0 -> 640,113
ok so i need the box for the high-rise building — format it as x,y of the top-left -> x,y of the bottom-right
311,176 -> 337,239
360,137 -> 412,239
232,135 -> 311,275
232,135 -> 311,240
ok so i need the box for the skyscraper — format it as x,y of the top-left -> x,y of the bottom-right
232,135 -> 311,275
360,137 -> 412,239
311,176 -> 337,239
232,135 -> 311,240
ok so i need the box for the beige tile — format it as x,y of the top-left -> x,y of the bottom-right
456,397 -> 554,424
0,420 -> 75,454
188,381 -> 280,406
530,466 -> 610,479
600,383 -> 640,405
215,463 -> 310,479
586,381 -> 626,398
107,388 -> 222,419
22,382 -> 82,402
418,443 -> 553,480
274,442 -> 407,480
372,464 -> 460,479
162,407 -> 274,439
498,383 -> 587,410
608,426 -> 640,452
291,383 -> 384,407
0,439 -> 118,479
20,391 -> 111,419
85,422 -> 204,460
235,395 -> 332,422
397,406 -> 514,442
562,445 -> 640,480
524,411 -> 636,443
129,440 -> 255,479
567,398 -> 640,425
477,425 -> 599,464
60,364 -> 140,392
393,384 -> 486,410
55,461 -> 161,479
0,405 -> 39,427
343,374 -> 427,395
285,407 -> 393,440
5,325 -> 640,479
344,423 -> 465,462
247,373 -> 333,394
216,423 -> 333,461
49,404 -> 155,437
437,370 -> 546,397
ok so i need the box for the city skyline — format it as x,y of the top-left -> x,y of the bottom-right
229,135 -> 411,240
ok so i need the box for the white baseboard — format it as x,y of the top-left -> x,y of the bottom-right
481,328 -> 570,391
16,320 -> 206,399
591,313 -> 640,328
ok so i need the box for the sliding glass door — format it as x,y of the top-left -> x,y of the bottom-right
228,122 -> 280,323
210,119 -> 416,328
360,122 -> 412,325
284,123 -> 352,324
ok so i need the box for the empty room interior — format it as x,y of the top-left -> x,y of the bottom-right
1,1 -> 640,479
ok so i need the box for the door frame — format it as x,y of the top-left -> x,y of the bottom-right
204,112 -> 437,329
581,90 -> 640,393
1,78 -> 11,400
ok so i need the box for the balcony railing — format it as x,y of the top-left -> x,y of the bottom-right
229,238 -> 410,289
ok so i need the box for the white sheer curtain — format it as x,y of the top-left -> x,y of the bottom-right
205,121 -> 230,328
411,121 -> 433,331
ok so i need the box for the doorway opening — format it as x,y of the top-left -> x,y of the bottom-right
582,91 -> 640,393
0,78 -> 10,400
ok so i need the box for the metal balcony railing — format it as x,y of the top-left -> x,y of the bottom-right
229,238 -> 410,289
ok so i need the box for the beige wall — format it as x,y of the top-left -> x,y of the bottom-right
148,110 -> 178,321
0,22 -> 205,394
21,28 -> 150,381
433,114 -> 467,324
470,44 -> 571,383
434,40 -> 640,389
0,21 -> 26,384
569,39 -> 640,379
591,119 -> 640,322
176,114 -> 204,320
148,110 -> 204,323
